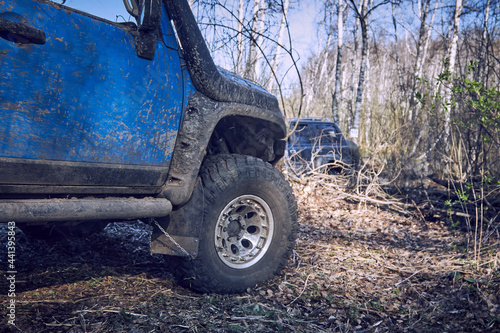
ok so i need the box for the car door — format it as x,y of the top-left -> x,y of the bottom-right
0,0 -> 184,192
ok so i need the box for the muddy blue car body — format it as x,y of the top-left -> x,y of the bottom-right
0,0 -> 297,293
1,0 -> 189,182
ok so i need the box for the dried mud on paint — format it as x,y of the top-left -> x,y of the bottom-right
0,181 -> 499,332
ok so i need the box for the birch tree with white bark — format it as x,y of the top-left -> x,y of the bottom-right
443,0 -> 463,147
267,0 -> 290,91
332,0 -> 346,124
347,0 -> 390,141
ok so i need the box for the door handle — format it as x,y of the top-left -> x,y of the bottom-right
0,18 -> 46,45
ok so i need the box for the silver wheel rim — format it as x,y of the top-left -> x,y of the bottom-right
214,195 -> 274,269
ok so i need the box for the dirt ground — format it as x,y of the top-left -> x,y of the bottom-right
1,180 -> 499,332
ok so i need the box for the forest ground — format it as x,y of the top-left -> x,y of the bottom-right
1,177 -> 499,332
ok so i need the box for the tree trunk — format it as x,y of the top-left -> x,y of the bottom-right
409,0 -> 439,157
332,0 -> 344,124
316,9 -> 334,104
348,3 -> 361,133
364,36 -> 371,145
477,0 -> 490,83
410,0 -> 431,120
267,0 -> 289,91
304,0 -> 335,116
236,0 -> 245,75
244,0 -> 261,81
443,0 -> 463,145
410,0 -> 439,122
350,0 -> 369,141
254,0 -> 266,81
391,1 -> 403,105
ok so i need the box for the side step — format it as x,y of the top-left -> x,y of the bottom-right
0,198 -> 172,223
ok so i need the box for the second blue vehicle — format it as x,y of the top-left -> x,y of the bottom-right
286,118 -> 361,175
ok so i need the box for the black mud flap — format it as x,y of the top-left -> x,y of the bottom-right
150,179 -> 205,258
150,217 -> 199,258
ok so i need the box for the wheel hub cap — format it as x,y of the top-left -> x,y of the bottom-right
215,195 -> 274,269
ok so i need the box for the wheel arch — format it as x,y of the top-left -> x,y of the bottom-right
208,115 -> 286,165
159,92 -> 287,207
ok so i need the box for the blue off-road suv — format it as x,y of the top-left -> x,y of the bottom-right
0,0 -> 297,293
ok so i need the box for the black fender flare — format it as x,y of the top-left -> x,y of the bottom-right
160,92 -> 286,207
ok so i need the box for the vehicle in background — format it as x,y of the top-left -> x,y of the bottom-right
286,118 -> 360,175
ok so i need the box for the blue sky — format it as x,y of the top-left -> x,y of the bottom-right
64,0 -> 317,68
287,1 -> 319,64
64,0 -> 131,22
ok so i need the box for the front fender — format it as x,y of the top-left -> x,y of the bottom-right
160,92 -> 286,206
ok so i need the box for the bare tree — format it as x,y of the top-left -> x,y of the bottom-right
348,0 -> 390,141
244,0 -> 262,81
391,1 -> 404,105
347,4 -> 361,132
410,0 -> 439,122
303,0 -> 336,117
254,0 -> 267,79
236,0 -> 246,74
332,0 -> 346,124
409,0 -> 440,156
267,0 -> 290,91
477,0 -> 491,82
443,0 -> 464,145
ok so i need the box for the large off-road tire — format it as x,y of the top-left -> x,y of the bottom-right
177,154 -> 298,293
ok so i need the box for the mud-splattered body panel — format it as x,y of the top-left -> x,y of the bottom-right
0,0 -> 187,188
